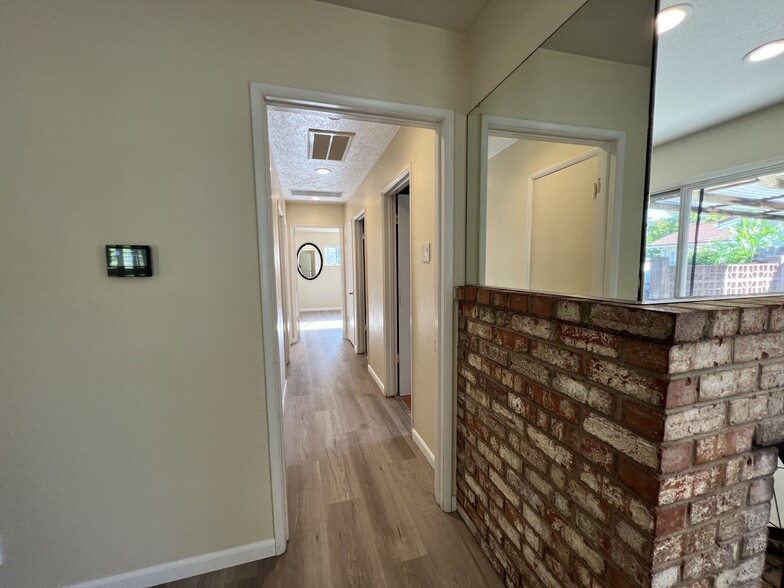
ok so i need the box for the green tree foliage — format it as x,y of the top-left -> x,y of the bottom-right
646,213 -> 679,245
693,218 -> 784,265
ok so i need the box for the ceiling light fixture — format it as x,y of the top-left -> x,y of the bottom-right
656,4 -> 692,34
315,167 -> 332,175
310,196 -> 322,201
745,39 -> 784,63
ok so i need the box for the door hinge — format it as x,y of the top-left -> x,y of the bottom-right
395,354 -> 400,363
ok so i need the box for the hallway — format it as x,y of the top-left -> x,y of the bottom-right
157,311 -> 501,587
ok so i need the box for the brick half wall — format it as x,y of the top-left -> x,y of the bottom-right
455,286 -> 784,588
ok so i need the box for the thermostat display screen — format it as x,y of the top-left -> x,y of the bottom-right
106,245 -> 152,277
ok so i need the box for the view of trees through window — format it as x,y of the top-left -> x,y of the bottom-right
644,168 -> 784,300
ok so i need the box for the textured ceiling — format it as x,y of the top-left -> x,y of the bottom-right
653,0 -> 784,145
313,0 -> 490,32
267,108 -> 399,204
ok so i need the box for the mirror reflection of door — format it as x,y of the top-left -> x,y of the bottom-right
530,155 -> 600,296
300,250 -> 314,276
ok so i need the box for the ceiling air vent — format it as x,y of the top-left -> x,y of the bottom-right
308,129 -> 354,161
290,190 -> 343,199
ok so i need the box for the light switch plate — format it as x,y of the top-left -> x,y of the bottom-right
422,242 -> 431,263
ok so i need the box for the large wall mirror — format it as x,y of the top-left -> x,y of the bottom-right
466,0 -> 656,301
643,0 -> 784,301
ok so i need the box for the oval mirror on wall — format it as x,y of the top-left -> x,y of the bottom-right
297,242 -> 323,280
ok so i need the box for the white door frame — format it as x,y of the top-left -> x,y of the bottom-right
479,114 -> 625,297
289,224 -> 345,320
382,167 -> 411,399
249,83 -> 456,555
351,210 -> 368,354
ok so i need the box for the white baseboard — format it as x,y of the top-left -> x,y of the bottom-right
299,307 -> 341,312
67,539 -> 276,588
412,428 -> 435,469
368,364 -> 384,393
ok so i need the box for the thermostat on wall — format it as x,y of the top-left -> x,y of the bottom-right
106,245 -> 153,277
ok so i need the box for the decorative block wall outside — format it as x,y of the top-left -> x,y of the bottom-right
455,286 -> 784,588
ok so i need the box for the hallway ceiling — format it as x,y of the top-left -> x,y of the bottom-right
267,107 -> 399,204
653,0 -> 784,145
314,0 -> 490,32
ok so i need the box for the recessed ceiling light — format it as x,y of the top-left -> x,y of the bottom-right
315,167 -> 332,175
310,196 -> 322,201
745,39 -> 784,63
656,4 -> 692,34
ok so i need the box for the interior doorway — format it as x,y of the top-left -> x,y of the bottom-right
250,83 -> 456,556
290,225 -> 344,339
395,187 -> 412,407
346,213 -> 368,354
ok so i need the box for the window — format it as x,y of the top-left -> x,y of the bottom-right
644,165 -> 784,300
324,245 -> 341,267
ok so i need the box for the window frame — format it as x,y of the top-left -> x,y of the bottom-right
323,244 -> 341,267
645,160 -> 784,301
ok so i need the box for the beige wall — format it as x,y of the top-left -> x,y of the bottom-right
293,230 -> 343,311
467,0 -> 586,108
343,126 -> 439,453
468,49 -> 652,299
286,202 -> 346,227
485,139 -> 593,289
649,101 -> 784,191
0,2 -> 463,586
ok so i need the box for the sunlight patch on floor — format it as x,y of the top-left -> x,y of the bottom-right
300,319 -> 343,331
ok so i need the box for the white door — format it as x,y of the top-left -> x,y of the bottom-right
344,221 -> 356,348
354,218 -> 367,354
530,156 -> 599,296
397,193 -> 412,397
289,226 -> 300,344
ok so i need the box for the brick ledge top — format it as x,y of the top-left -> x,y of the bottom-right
456,285 -> 784,343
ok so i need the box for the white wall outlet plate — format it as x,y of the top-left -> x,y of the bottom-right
422,242 -> 431,263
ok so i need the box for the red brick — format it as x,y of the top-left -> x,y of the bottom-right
655,505 -> 686,536
694,427 -> 754,464
556,324 -> 621,358
624,339 -> 671,372
508,293 -> 527,313
458,301 -> 478,319
689,486 -> 747,525
660,442 -> 692,474
530,340 -> 582,373
530,295 -> 554,317
467,320 -> 493,341
664,377 -> 697,408
748,478 -> 774,505
618,456 -> 661,503
492,328 -> 528,353
609,566 -> 638,588
621,400 -> 665,441
564,427 -> 616,473
587,303 -> 675,341
674,311 -> 709,342
476,288 -> 491,305
492,291 -> 509,308
740,306 -> 769,334
659,464 -> 724,505
458,286 -> 477,301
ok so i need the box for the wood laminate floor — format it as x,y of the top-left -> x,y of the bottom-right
156,310 -> 501,588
